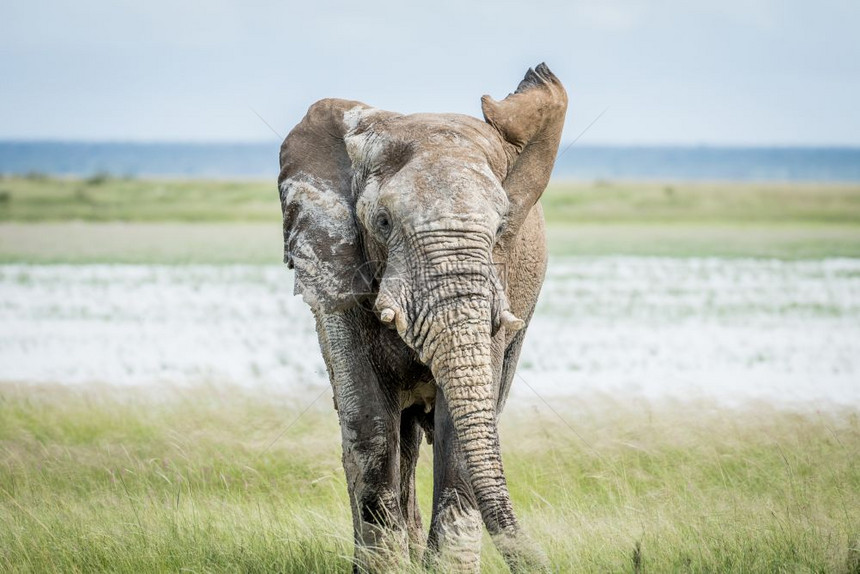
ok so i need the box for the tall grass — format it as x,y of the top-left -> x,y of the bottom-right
2,383 -> 858,572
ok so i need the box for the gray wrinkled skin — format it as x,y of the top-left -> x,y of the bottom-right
278,64 -> 567,573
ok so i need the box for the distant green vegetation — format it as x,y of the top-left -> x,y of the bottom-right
0,175 -> 277,222
544,180 -> 860,225
1,175 -> 859,225
1,383 -> 858,573
0,176 -> 858,261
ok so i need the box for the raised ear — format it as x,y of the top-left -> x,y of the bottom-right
277,98 -> 372,312
481,63 -> 568,230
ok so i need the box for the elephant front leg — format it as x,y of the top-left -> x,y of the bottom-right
340,410 -> 407,573
316,311 -> 408,573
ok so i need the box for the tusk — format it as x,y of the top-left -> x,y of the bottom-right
380,308 -> 395,324
395,311 -> 408,335
500,310 -> 524,332
380,306 -> 407,335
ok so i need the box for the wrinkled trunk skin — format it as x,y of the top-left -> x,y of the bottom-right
428,301 -> 510,527
393,233 -> 548,572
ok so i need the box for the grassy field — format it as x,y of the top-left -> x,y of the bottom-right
1,383 -> 858,573
1,175 -> 859,261
2,176 -> 859,572
0,175 -> 277,223
2,175 -> 859,224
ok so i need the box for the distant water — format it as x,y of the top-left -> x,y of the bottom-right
1,141 -> 859,182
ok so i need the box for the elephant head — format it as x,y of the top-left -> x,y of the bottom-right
278,64 -> 566,564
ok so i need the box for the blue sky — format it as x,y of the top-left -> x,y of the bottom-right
2,0 -> 858,145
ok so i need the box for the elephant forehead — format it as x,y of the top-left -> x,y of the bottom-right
388,114 -> 508,172
407,155 -> 506,205
347,110 -> 510,225
346,109 -> 509,178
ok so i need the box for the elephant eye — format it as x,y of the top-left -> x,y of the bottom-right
376,211 -> 392,237
496,223 -> 505,238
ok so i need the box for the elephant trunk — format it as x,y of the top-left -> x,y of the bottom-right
379,241 -> 517,534
426,296 -> 516,535
422,295 -> 547,571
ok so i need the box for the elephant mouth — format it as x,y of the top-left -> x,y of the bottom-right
398,380 -> 436,413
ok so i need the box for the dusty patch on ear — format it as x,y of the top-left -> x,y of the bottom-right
280,174 -> 366,310
278,98 -> 387,312
344,130 -> 386,173
344,112 -> 413,186
342,104 -> 375,131
343,105 -> 393,160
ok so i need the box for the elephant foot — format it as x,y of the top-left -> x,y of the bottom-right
353,524 -> 409,574
427,493 -> 483,573
352,487 -> 410,573
491,529 -> 550,574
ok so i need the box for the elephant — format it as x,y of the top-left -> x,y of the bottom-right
277,63 -> 567,573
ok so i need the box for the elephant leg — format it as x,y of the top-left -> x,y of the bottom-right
341,407 -> 405,574
316,311 -> 408,573
399,405 -> 426,561
426,391 -> 483,573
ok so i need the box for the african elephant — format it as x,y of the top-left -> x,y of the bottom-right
278,63 -> 567,572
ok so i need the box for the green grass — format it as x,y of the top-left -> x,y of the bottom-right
542,180 -> 860,225
2,176 -> 859,225
0,175 -> 277,222
1,177 -> 859,261
2,383 -> 858,572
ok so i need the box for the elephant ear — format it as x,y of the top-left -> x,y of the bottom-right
278,98 -> 374,312
481,63 -> 568,230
